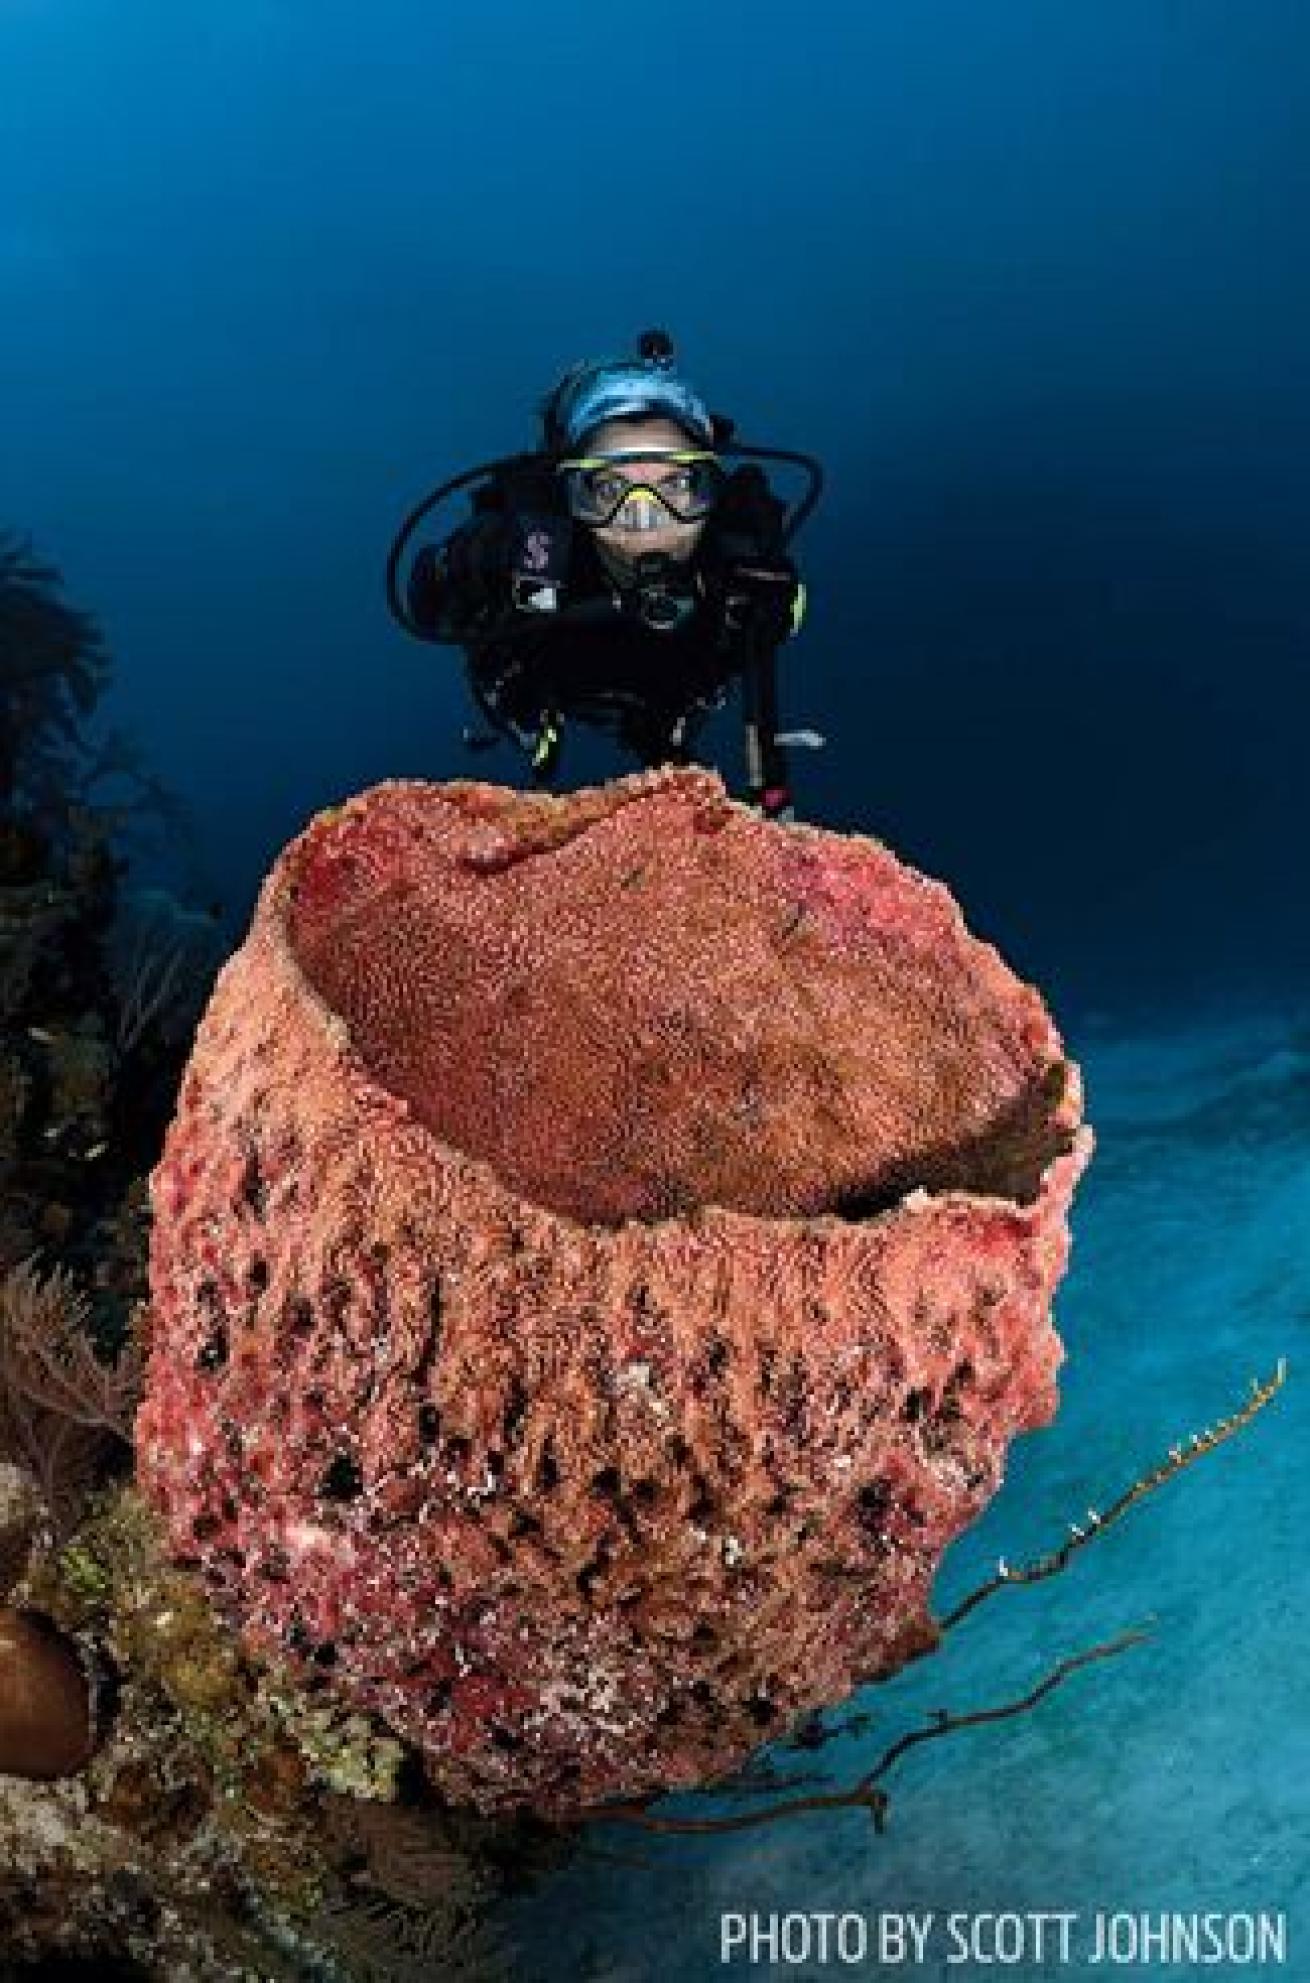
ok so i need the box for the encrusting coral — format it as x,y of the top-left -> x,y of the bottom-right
1,1480 -> 523,1976
136,767 -> 1092,1821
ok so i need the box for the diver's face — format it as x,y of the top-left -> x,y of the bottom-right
582,416 -> 711,571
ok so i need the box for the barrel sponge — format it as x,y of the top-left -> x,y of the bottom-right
135,767 -> 1091,1819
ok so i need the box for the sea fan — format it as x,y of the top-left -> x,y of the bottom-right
0,1255 -> 142,1539
320,1793 -> 499,1913
311,1891 -> 513,1983
312,1794 -> 513,1982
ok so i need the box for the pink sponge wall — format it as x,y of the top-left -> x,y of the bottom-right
135,767 -> 1091,1819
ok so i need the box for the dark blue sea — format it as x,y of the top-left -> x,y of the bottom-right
2,4 -> 1306,1978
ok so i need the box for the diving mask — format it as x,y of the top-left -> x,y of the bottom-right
556,448 -> 724,532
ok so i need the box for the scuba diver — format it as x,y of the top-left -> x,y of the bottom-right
385,329 -> 824,819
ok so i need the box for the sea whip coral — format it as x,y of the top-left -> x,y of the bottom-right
135,768 -> 1091,1819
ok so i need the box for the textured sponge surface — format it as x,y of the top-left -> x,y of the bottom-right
287,768 -> 1073,1226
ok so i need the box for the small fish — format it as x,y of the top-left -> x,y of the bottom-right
26,1026 -> 55,1045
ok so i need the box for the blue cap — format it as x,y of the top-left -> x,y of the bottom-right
547,355 -> 715,453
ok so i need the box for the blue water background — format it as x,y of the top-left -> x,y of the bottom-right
2,4 -> 1306,1976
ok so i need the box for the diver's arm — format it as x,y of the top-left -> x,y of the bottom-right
406,515 -> 512,642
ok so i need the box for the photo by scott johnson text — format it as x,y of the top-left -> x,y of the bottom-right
719,1909 -> 1289,1967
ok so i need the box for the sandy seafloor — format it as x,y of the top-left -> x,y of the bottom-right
495,999 -> 1309,1983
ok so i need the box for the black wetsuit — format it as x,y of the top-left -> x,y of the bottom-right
406,455 -> 801,805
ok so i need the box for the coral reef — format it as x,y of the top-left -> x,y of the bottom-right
0,1482 -> 529,1976
0,532 -> 222,1307
136,768 -> 1091,1821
